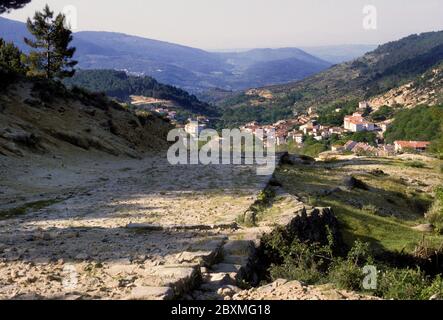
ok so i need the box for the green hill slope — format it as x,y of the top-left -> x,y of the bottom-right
64,69 -> 219,118
220,31 -> 443,126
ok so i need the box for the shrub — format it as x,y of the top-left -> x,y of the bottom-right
323,156 -> 339,164
376,268 -> 429,300
265,226 -> 336,284
421,275 -> 443,299
328,258 -> 365,291
267,238 -> 332,284
270,257 -> 323,285
426,186 -> 443,231
362,204 -> 379,215
32,80 -> 71,103
328,241 -> 374,291
403,161 -> 426,168
262,231 -> 443,300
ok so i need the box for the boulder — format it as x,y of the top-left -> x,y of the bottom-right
130,286 -> 173,300
344,176 -> 369,190
412,224 -> 434,233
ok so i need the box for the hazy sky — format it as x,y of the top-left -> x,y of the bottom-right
3,0 -> 443,50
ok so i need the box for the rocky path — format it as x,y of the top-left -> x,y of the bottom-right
190,189 -> 309,300
0,153 -> 271,299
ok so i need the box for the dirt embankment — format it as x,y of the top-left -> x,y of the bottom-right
0,81 -> 173,159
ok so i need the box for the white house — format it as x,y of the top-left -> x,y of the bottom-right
344,113 -> 375,132
359,101 -> 370,110
289,131 -> 304,144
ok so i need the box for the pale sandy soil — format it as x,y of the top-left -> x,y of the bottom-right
233,279 -> 381,300
0,152 -> 269,299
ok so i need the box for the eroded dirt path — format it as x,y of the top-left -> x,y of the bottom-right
0,152 -> 270,299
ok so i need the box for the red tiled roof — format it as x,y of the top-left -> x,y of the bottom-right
394,141 -> 431,149
344,115 -> 371,125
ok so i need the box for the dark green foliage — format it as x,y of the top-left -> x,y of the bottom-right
0,38 -> 27,89
286,136 -> 329,158
24,5 -> 77,79
350,131 -> 378,146
264,228 -> 443,299
328,241 -> 374,291
403,161 -> 426,169
219,104 -> 293,128
427,186 -> 443,232
64,69 -> 218,118
317,100 -> 358,126
384,105 -> 443,143
263,226 -> 335,285
376,268 -> 430,300
370,105 -> 399,122
0,0 -> 31,14
219,91 -> 302,127
0,38 -> 27,75
429,125 -> 443,157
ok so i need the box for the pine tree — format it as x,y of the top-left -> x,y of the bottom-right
0,38 -> 27,74
0,0 -> 31,14
24,5 -> 77,79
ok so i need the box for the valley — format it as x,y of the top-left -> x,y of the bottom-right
1,2 -> 443,302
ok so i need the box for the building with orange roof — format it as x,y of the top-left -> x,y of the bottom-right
394,141 -> 431,153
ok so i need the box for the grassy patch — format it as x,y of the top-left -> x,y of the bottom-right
403,161 -> 426,169
426,186 -> 443,232
237,187 -> 277,227
275,158 -> 443,254
317,198 -> 443,253
0,199 -> 60,220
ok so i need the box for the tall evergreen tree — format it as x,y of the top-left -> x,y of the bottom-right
24,5 -> 77,79
0,0 -> 31,14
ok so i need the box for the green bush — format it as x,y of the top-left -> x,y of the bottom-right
264,227 -> 334,284
0,38 -> 27,75
328,241 -> 374,291
262,229 -> 443,300
403,161 -> 426,168
370,105 -> 399,122
362,204 -> 379,215
421,275 -> 443,299
426,186 -> 443,230
328,258 -> 365,291
376,268 -> 429,300
270,257 -> 323,284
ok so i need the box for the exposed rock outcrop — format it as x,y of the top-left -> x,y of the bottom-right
233,279 -> 381,300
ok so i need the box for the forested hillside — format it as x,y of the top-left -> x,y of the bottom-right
384,105 -> 443,144
64,69 -> 219,117
220,31 -> 443,126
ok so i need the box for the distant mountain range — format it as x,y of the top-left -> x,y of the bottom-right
0,16 -> 374,93
300,45 -> 378,64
